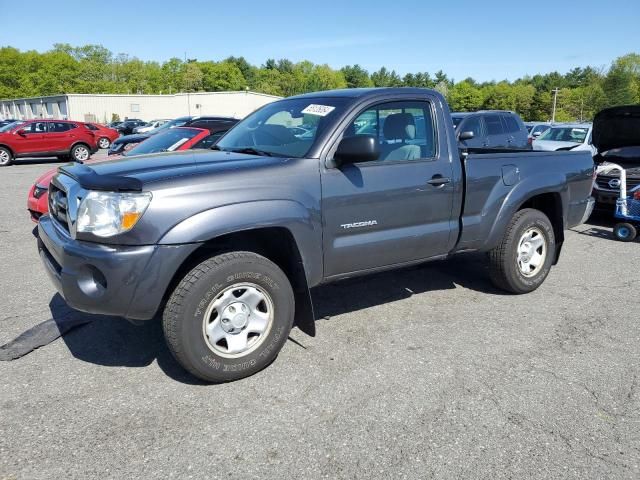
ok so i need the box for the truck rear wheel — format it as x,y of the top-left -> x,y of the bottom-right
488,208 -> 555,294
162,251 -> 295,382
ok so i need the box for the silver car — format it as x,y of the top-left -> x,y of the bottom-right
532,123 -> 595,154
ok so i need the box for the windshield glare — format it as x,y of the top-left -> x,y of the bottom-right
216,98 -> 348,158
0,121 -> 24,132
125,128 -> 202,156
538,127 -> 589,143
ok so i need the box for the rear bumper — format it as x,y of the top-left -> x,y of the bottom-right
37,216 -> 200,320
567,196 -> 595,228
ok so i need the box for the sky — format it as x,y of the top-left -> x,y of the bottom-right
0,0 -> 638,82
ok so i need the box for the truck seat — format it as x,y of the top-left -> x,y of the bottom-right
381,113 -> 420,161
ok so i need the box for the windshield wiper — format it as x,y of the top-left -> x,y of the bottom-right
227,147 -> 274,157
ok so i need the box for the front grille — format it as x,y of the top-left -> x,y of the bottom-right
48,183 -> 70,232
596,174 -> 640,191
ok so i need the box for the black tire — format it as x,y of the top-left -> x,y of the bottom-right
613,223 -> 637,242
70,143 -> 90,162
488,208 -> 556,294
98,137 -> 111,149
0,146 -> 13,167
162,251 -> 295,382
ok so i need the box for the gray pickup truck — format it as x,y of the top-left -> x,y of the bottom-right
37,88 -> 595,382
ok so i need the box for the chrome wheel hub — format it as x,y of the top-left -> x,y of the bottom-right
75,147 -> 89,161
202,283 -> 273,358
0,151 -> 9,164
517,227 -> 546,277
220,302 -> 250,333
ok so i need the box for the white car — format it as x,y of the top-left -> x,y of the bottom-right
532,123 -> 596,155
133,119 -> 171,134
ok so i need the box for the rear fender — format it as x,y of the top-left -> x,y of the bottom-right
482,173 -> 568,251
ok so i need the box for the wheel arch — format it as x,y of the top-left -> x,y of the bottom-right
70,141 -> 91,153
0,144 -> 14,157
482,173 -> 568,255
160,226 -> 316,335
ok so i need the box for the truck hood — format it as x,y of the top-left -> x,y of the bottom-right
592,105 -> 640,153
58,149 -> 281,191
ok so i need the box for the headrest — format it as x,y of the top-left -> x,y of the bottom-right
383,113 -> 416,140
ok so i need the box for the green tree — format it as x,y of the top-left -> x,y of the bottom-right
341,64 -> 373,88
181,62 -> 203,92
447,81 -> 483,111
200,62 -> 246,91
370,67 -> 402,87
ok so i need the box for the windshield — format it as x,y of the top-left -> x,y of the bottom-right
216,97 -> 348,158
538,126 -> 589,143
0,121 -> 24,132
125,127 -> 203,156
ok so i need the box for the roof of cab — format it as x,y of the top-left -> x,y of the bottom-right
288,87 -> 439,100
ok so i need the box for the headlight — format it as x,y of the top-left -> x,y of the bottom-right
76,191 -> 152,237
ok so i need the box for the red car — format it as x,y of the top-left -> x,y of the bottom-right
0,119 -> 99,167
83,123 -> 120,149
27,127 -> 218,221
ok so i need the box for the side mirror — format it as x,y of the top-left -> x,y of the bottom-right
458,131 -> 474,141
334,135 -> 379,167
532,131 -> 542,138
16,129 -> 26,136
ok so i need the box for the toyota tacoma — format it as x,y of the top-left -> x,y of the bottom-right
37,88 -> 595,382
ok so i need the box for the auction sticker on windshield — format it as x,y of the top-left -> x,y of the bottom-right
301,104 -> 336,117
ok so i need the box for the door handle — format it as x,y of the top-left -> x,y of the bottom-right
427,175 -> 451,186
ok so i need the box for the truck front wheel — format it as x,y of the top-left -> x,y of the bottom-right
488,208 -> 556,294
162,252 -> 295,382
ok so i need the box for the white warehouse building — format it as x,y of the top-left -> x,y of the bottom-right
0,91 -> 281,123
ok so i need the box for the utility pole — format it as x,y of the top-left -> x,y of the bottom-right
551,88 -> 560,122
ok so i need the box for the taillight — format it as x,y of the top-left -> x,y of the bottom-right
634,190 -> 640,200
528,137 -> 533,145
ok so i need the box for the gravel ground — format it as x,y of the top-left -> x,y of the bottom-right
1,159 -> 639,480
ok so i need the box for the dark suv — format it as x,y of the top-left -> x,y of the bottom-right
116,119 -> 146,135
452,111 -> 530,150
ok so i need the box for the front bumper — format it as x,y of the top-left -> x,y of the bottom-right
37,216 -> 200,320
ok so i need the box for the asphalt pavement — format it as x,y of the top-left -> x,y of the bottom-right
1,158 -> 639,479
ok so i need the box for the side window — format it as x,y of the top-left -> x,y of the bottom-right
461,116 -> 482,137
484,115 -> 504,135
24,122 -> 48,133
502,115 -> 520,133
48,122 -> 71,133
532,125 -> 549,136
85,123 -> 99,131
345,100 -> 437,163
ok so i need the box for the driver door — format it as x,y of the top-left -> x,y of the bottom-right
321,99 -> 456,278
